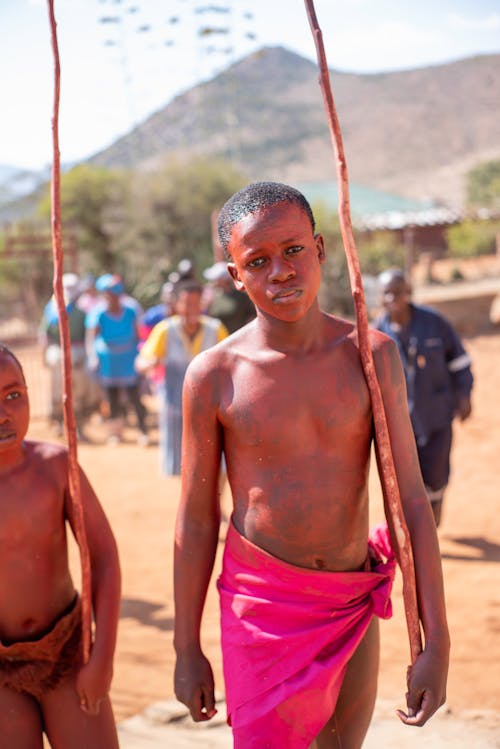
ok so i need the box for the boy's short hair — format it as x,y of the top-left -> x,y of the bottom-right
217,182 -> 316,258
0,343 -> 26,381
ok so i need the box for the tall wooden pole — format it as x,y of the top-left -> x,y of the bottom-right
47,0 -> 92,663
304,0 -> 422,665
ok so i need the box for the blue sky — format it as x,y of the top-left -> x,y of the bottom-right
1,0 -> 499,170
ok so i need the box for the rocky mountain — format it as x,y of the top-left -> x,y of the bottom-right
90,46 -> 500,209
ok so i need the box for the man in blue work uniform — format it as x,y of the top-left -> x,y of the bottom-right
374,268 -> 473,527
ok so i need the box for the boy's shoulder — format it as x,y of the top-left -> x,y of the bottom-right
368,324 -> 398,349
325,313 -> 399,361
24,439 -> 69,472
185,321 -> 255,386
324,311 -> 354,334
0,441 -> 70,488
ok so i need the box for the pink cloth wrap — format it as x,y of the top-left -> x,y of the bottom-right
217,522 -> 396,748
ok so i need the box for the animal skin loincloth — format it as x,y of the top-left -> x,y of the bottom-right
0,595 -> 82,700
217,521 -> 396,748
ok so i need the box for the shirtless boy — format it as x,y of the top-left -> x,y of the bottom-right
173,182 -> 449,748
0,344 -> 121,748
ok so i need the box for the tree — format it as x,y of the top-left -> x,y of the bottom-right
356,230 -> 405,276
35,158 -> 246,305
37,164 -> 130,270
302,203 -> 407,318
466,160 -> 500,211
311,202 -> 352,316
447,218 -> 500,258
113,156 -> 246,304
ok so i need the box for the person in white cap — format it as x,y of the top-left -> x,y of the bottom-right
39,273 -> 97,439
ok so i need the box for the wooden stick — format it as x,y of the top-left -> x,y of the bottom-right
303,0 -> 422,664
47,0 -> 92,663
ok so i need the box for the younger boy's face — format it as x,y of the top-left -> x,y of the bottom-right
227,201 -> 325,323
0,353 -> 30,457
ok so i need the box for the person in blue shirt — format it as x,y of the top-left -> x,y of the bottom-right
86,274 -> 148,445
374,268 -> 473,526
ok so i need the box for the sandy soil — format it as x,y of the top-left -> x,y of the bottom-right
24,332 -> 500,730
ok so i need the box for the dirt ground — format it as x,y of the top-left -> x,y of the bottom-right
23,331 -> 500,729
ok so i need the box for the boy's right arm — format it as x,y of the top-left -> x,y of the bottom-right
173,352 -> 223,722
64,462 -> 121,715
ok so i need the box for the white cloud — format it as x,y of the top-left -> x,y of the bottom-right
358,20 -> 442,47
448,12 -> 500,31
325,20 -> 445,72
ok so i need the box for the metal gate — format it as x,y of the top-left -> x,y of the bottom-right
7,340 -> 50,422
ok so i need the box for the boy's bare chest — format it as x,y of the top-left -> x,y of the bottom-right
0,470 -> 65,549
220,354 -> 371,447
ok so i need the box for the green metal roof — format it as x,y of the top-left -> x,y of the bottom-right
298,181 -> 430,219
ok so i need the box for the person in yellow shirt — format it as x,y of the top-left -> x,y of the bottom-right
136,280 -> 228,475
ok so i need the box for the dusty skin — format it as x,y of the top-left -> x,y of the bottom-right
0,349 -> 121,749
24,333 -> 499,734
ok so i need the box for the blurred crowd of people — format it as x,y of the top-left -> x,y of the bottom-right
39,259 -> 474,520
40,254 -> 473,524
39,258 -> 256,468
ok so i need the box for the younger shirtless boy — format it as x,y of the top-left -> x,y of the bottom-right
173,183 -> 449,748
0,344 -> 121,748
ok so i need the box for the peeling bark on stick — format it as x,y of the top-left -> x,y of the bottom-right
304,0 -> 422,665
47,0 -> 92,663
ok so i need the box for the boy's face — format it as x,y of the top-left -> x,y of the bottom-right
0,353 -> 30,456
227,201 -> 325,323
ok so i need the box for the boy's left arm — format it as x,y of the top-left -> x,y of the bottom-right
65,465 -> 121,714
372,332 -> 450,726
